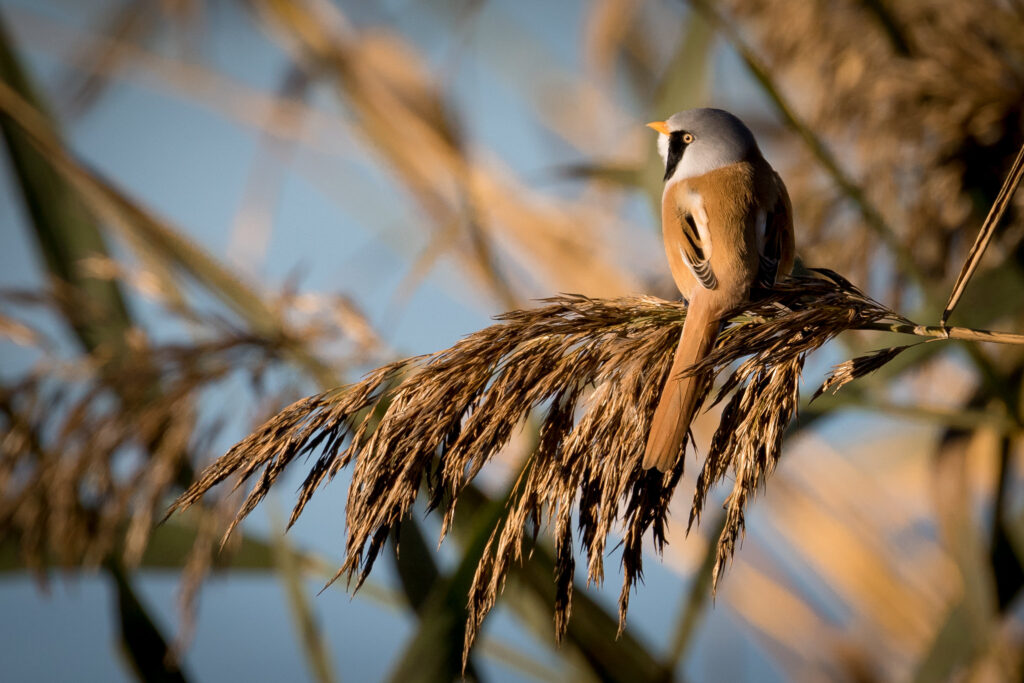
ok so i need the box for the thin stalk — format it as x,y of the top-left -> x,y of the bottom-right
859,321 -> 1024,346
941,142 -> 1024,325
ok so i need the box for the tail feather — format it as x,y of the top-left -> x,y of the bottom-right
643,298 -> 720,472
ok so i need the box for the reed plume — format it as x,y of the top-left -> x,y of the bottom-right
169,268 -> 916,655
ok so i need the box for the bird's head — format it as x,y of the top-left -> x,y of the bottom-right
647,108 -> 760,183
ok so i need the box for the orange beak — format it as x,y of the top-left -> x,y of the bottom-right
646,120 -> 671,135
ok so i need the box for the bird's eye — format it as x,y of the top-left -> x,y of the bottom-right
682,133 -> 695,144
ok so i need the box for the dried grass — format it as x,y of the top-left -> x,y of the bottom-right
169,269 -> 910,656
0,279 -> 372,594
813,344 -> 917,400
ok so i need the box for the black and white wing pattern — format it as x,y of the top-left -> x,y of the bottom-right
672,192 -> 717,290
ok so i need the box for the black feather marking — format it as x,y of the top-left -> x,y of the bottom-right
693,260 -> 718,289
664,130 -> 690,181
674,207 -> 715,289
756,205 -> 783,289
757,254 -> 778,289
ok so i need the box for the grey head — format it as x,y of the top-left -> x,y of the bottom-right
653,108 -> 761,183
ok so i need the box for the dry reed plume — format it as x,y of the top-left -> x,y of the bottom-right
169,269 -> 921,656
0,276 -> 374,608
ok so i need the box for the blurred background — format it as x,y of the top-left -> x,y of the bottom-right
1,0 -> 1023,681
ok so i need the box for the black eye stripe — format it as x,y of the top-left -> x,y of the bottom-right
664,130 -> 690,181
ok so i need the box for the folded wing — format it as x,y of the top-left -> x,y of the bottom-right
756,173 -> 794,289
671,190 -> 717,291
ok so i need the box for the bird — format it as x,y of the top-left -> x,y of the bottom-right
642,108 -> 795,472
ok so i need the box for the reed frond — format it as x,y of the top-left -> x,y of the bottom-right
813,344 -> 918,400
169,268 -> 912,655
0,280 -> 372,575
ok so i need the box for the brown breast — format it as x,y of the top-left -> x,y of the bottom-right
662,160 -> 780,312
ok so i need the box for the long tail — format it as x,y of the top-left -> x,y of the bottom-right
643,296 -> 720,472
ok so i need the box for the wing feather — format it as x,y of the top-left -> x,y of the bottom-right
755,175 -> 794,289
672,194 -> 717,290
